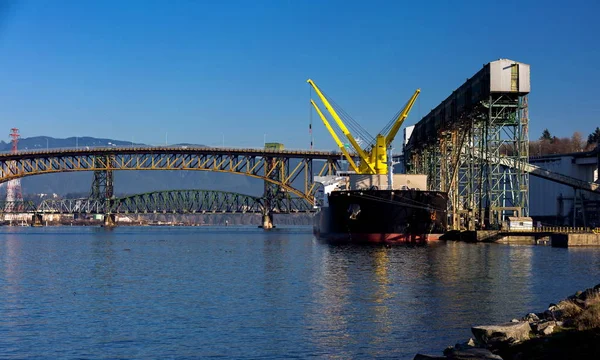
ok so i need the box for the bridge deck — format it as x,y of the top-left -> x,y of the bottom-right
0,146 -> 341,160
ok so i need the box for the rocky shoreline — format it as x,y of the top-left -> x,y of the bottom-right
415,284 -> 600,360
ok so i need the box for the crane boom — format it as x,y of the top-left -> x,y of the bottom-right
384,89 -> 420,146
307,79 -> 376,174
310,100 -> 359,173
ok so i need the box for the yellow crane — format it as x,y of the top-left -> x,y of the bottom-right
307,79 -> 420,175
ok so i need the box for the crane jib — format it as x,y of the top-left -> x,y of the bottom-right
307,79 -> 420,175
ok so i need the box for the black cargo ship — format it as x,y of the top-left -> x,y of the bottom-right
313,188 -> 448,244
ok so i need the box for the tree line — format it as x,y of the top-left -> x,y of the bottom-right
529,127 -> 600,156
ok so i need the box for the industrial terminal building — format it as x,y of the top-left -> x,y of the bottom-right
529,146 -> 600,227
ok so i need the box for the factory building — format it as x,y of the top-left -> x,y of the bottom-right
529,145 -> 600,226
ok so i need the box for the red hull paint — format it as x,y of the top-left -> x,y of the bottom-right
315,231 -> 444,245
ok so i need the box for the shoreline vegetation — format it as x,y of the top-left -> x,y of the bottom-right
415,284 -> 600,359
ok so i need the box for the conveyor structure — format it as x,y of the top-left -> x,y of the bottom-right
404,59 -> 530,230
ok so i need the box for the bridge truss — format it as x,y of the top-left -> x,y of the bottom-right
33,189 -> 316,215
0,146 -> 340,201
0,146 -> 337,225
1,189 -> 315,216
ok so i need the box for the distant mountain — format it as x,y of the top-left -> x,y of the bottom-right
0,136 -> 137,152
1,136 -> 263,197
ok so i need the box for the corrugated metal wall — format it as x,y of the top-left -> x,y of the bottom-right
489,59 -> 531,93
529,154 -> 600,218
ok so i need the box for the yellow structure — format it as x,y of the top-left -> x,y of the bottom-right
307,79 -> 420,175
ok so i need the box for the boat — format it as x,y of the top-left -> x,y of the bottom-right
313,173 -> 448,244
307,79 -> 448,244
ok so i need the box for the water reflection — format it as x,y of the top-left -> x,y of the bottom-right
261,234 -> 288,334
1,231 -> 25,331
88,228 -> 119,348
2,228 -> 600,359
370,247 -> 392,341
2,230 -> 23,291
424,243 -> 535,326
307,245 -> 421,358
90,228 -> 117,294
309,245 -> 353,358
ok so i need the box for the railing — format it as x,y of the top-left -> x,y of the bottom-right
0,145 -> 343,157
508,227 -> 600,233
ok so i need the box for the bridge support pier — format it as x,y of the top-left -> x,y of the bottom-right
260,142 -> 285,230
261,213 -> 274,230
103,214 -> 116,227
31,213 -> 43,227
90,155 -> 116,228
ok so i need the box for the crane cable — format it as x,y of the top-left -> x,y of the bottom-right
379,97 -> 411,139
321,89 -> 374,146
328,100 -> 372,145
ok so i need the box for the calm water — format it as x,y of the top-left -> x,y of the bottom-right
2,227 -> 600,359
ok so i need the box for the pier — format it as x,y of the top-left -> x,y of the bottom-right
442,227 -> 600,247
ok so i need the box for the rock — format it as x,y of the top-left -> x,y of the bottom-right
542,324 -> 555,335
593,283 -> 600,291
543,309 -> 555,320
414,354 -> 446,360
532,320 -> 556,334
580,288 -> 600,303
448,338 -> 477,352
445,348 -> 503,359
472,321 -> 531,345
577,290 -> 589,301
535,312 -> 546,319
524,313 -> 539,323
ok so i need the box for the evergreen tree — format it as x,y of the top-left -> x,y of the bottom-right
587,127 -> 600,145
540,129 -> 552,142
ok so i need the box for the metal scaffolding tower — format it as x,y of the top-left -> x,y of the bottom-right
89,155 -> 115,226
405,59 -> 530,230
5,128 -> 24,215
261,142 -> 287,229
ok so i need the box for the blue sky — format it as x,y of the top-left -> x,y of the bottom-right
0,0 -> 598,149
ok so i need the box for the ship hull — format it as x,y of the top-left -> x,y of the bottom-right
313,189 -> 448,245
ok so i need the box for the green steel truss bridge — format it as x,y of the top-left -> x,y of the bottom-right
0,146 -> 338,225
0,146 -> 340,200
0,189 -> 316,215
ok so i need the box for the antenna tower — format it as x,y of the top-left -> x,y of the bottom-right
6,128 -> 24,211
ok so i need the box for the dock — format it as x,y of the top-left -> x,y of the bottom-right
441,227 -> 600,247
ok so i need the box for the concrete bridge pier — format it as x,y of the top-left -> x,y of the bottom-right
31,213 -> 43,227
103,214 -> 116,227
261,213 -> 274,230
